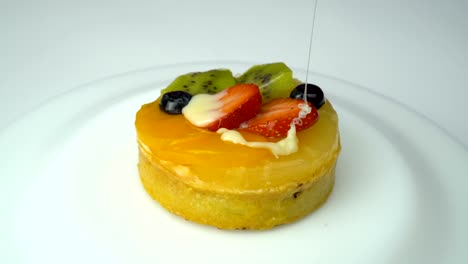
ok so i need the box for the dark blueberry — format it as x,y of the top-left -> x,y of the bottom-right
159,91 -> 192,114
290,83 -> 325,109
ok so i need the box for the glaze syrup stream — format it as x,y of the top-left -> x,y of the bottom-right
293,0 -> 319,126
304,0 -> 319,100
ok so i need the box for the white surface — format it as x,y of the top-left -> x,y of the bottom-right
1,0 -> 467,147
0,63 -> 466,263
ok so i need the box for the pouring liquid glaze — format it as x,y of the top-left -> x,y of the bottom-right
217,0 -> 319,157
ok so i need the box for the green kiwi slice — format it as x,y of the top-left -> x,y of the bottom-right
161,69 -> 237,95
236,62 -> 298,102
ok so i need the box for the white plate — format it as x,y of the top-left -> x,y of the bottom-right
1,62 -> 467,264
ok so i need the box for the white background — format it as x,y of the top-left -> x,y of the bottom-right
1,0 -> 467,147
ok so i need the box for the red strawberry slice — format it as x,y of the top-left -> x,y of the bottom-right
204,83 -> 262,131
240,98 -> 319,138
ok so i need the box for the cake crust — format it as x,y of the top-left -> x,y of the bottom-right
138,146 -> 339,229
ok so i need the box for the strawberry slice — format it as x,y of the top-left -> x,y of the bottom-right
240,98 -> 319,138
203,83 -> 262,131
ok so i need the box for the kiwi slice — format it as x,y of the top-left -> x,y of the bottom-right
161,69 -> 237,95
236,62 -> 298,102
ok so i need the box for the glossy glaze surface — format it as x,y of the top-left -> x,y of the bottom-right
135,98 -> 340,191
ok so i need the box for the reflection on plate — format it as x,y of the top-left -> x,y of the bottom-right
0,62 -> 467,264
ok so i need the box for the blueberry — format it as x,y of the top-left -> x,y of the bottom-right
290,83 -> 325,109
159,91 -> 192,114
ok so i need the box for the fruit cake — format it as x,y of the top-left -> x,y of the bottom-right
135,62 -> 341,230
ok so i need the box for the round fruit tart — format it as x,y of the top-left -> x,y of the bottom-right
135,62 -> 341,230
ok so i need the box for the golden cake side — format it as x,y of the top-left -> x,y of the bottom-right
138,148 -> 338,230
